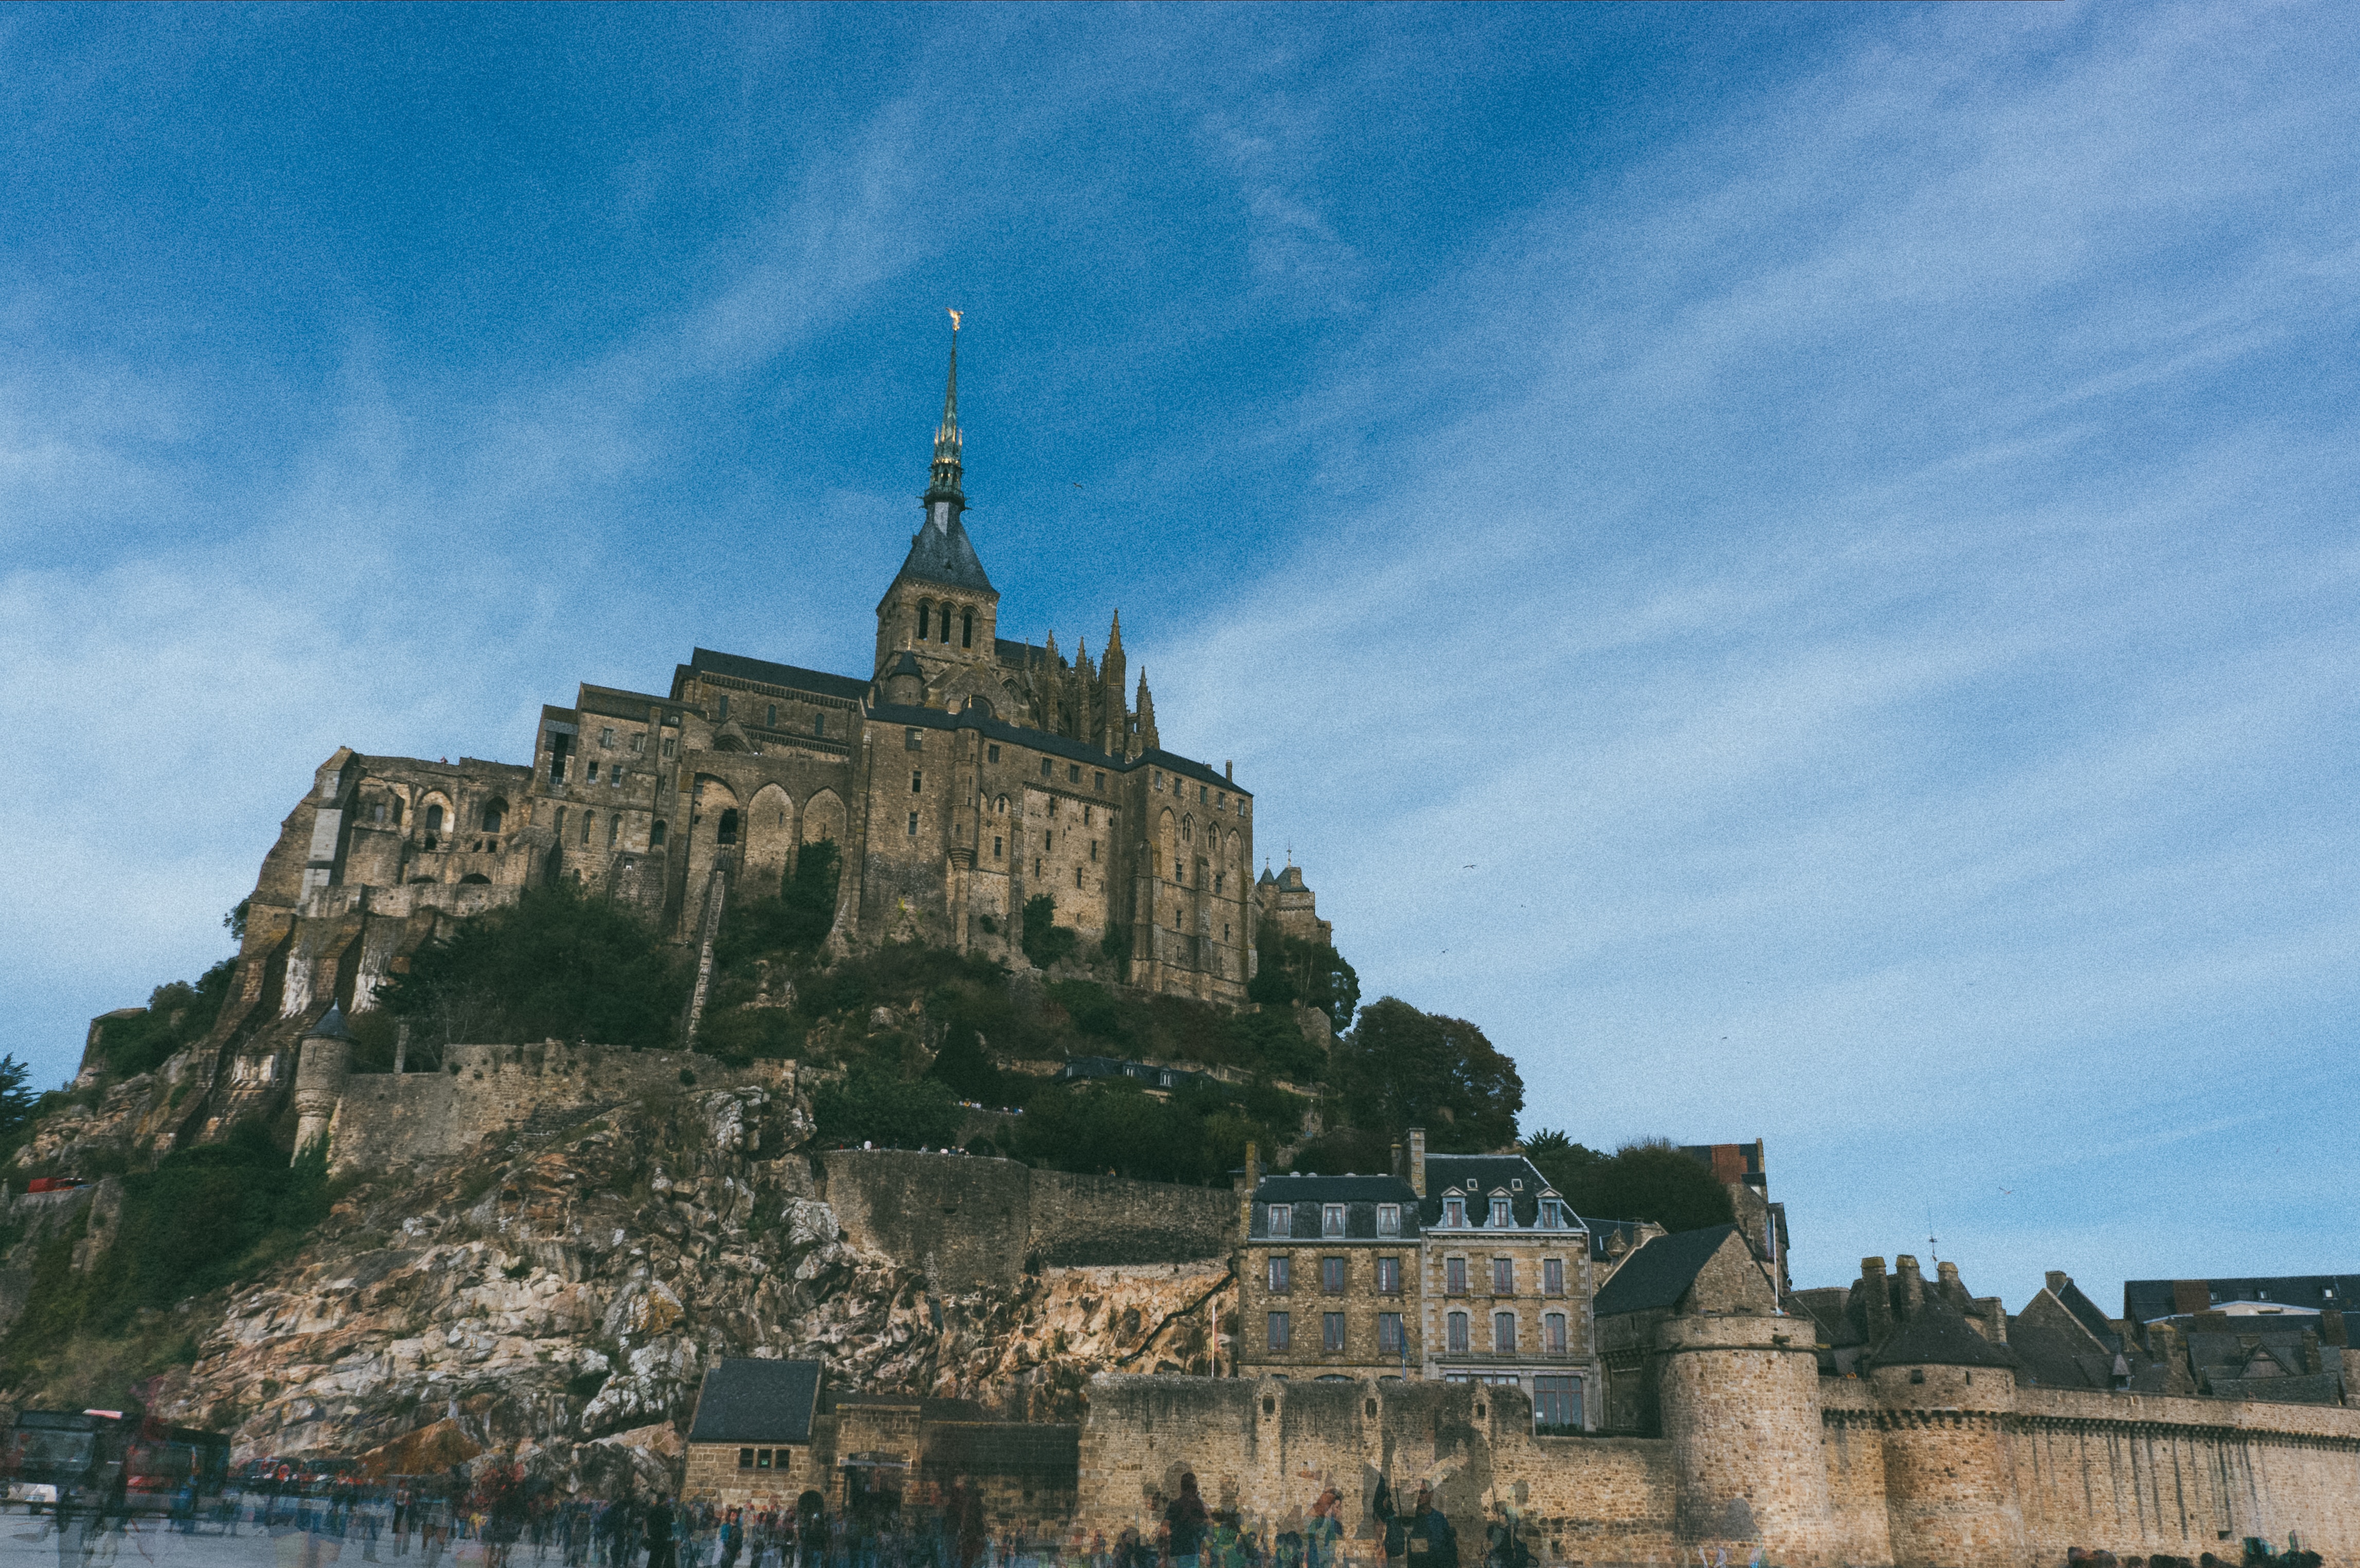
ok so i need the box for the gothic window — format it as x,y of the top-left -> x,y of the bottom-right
961,609 -> 973,648
651,820 -> 667,847
717,809 -> 739,845
424,803 -> 444,833
1447,1312 -> 1470,1354
1377,1204 -> 1401,1237
1181,819 -> 1191,843
918,602 -> 932,640
996,796 -> 1008,814
1493,1312 -> 1517,1353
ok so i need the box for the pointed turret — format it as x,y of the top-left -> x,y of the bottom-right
1135,669 -> 1159,752
924,321 -> 964,511
1100,610 -> 1129,755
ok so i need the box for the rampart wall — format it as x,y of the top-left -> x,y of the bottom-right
1068,1332 -> 2360,1568
818,1150 -> 1236,1290
325,1042 -> 738,1174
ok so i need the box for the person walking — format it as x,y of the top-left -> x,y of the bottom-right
1164,1477 -> 1211,1568
1404,1489 -> 1455,1568
645,1495 -> 680,1568
1303,1491 -> 1342,1568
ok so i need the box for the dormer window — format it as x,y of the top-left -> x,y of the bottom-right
1268,1204 -> 1293,1236
1539,1198 -> 1568,1230
1490,1196 -> 1513,1228
1376,1204 -> 1401,1237
1322,1204 -> 1346,1237
1443,1197 -> 1467,1228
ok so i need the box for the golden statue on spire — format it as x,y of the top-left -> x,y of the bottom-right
947,308 -> 961,331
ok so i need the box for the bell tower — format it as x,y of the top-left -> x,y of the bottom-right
875,313 -> 1000,692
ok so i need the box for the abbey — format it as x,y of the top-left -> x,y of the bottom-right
219,331 -> 1262,1097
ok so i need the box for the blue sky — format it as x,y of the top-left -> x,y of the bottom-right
4,4 -> 2355,1315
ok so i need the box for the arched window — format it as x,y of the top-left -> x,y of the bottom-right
1447,1312 -> 1470,1354
718,808 -> 740,845
961,610 -> 973,648
918,602 -> 933,640
1494,1312 -> 1517,1354
813,712 -> 826,737
481,800 -> 506,834
651,820 -> 668,848
581,812 -> 594,846
1181,819 -> 1192,843
424,803 -> 444,833
940,606 -> 953,644
607,816 -> 620,848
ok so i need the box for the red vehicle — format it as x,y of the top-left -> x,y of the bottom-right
23,1178 -> 83,1194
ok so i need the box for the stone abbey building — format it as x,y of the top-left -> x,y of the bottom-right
226,330 -> 1265,1079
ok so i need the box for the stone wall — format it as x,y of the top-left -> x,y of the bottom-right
325,1042 -> 747,1174
818,1150 -> 1236,1290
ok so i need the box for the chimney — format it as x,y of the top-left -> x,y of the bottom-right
2046,1270 -> 2072,1296
1390,1140 -> 1404,1180
1225,760 -> 1233,781
1408,1128 -> 1427,1198
1860,1257 -> 1893,1345
1237,1142 -> 1260,1240
1937,1259 -> 1968,1307
2302,1328 -> 2323,1376
1896,1254 -> 1925,1316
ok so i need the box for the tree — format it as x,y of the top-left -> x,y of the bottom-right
1525,1132 -> 1734,1233
0,1054 -> 37,1146
1331,997 -> 1523,1154
1021,895 -> 1079,970
812,1061 -> 965,1150
717,839 -> 840,968
377,879 -> 689,1049
1248,931 -> 1360,1034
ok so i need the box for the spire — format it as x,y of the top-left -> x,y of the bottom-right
1135,669 -> 1159,752
924,313 -> 964,511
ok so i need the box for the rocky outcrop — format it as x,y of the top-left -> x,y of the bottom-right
7,1072 -> 1232,1486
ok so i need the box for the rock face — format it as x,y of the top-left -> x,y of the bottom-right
27,1075 -> 1232,1482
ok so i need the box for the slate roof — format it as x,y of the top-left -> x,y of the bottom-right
2050,1279 -> 2121,1351
2123,1275 -> 2360,1324
867,702 -> 1248,794
686,1358 -> 823,1445
1059,1056 -> 1210,1091
1418,1154 -> 1561,1231
2006,1318 -> 2117,1390
1249,1173 -> 1423,1240
685,649 -> 870,703
1593,1225 -> 1743,1317
892,514 -> 996,595
1871,1303 -> 2020,1370
306,1005 -> 352,1042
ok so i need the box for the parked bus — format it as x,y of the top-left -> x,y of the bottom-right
1,1410 -> 230,1515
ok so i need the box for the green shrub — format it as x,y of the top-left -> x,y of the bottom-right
1525,1133 -> 1735,1233
1047,981 -> 1127,1043
87,960 -> 238,1081
812,1061 -> 964,1150
1021,895 -> 1079,970
717,840 -> 841,968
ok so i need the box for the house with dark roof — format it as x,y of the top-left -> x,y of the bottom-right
1236,1129 -> 1597,1432
1591,1225 -> 1779,1433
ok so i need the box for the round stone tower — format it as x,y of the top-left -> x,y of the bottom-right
1866,1301 -> 2024,1568
1656,1312 -> 1838,1566
293,1004 -> 353,1156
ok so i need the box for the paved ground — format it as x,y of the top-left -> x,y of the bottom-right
0,1511 -> 499,1568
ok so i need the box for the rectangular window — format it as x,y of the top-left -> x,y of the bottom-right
1268,1255 -> 1291,1294
814,713 -> 825,737
906,728 -> 923,751
1545,1312 -> 1567,1354
1323,1312 -> 1346,1353
1544,1258 -> 1566,1296
631,733 -> 644,753
988,744 -> 1000,763
1041,758 -> 1053,777
912,771 -> 923,792
1377,1203 -> 1401,1236
1044,831 -> 1052,851
1493,1258 -> 1514,1295
1447,1311 -> 1470,1353
1378,1312 -> 1404,1354
1094,771 -> 1105,790
766,704 -> 777,727
1267,1203 -> 1293,1237
1200,785 -> 1208,803
1376,1256 -> 1401,1294
1322,1203 -> 1346,1236
587,762 -> 599,782
718,694 -> 729,720
663,737 -> 676,758
1267,1312 -> 1291,1351
1089,840 -> 1098,862
993,836 -> 1003,857
738,1449 -> 754,1470
907,812 -> 919,837
1445,1257 -> 1468,1296
1154,770 -> 1164,790
1539,1199 -> 1566,1229
1533,1376 -> 1582,1433
1068,763 -> 1082,783
1494,1312 -> 1517,1353
756,1449 -> 773,1470
599,727 -> 615,749
1322,1256 -> 1346,1294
